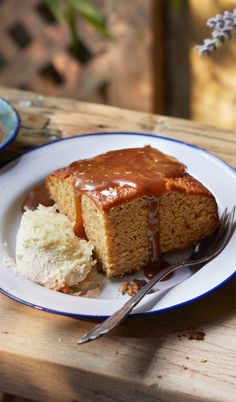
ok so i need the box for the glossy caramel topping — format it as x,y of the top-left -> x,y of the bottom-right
144,256 -> 174,280
22,182 -> 54,212
69,146 -> 186,209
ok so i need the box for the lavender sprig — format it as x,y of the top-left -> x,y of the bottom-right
197,9 -> 236,55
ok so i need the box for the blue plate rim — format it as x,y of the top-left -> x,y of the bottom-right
0,131 -> 235,319
0,97 -> 21,150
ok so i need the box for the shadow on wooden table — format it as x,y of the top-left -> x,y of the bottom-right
0,274 -> 235,402
53,275 -> 235,368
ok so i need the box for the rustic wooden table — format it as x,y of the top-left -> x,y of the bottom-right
0,87 -> 236,402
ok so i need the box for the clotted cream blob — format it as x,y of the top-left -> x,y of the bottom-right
15,205 -> 95,290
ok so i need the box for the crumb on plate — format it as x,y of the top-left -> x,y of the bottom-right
119,279 -> 147,296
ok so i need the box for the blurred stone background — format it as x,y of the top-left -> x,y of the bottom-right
0,0 -> 236,130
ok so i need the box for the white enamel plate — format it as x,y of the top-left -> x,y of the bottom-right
0,132 -> 235,318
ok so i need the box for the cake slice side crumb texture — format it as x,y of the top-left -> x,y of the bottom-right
47,170 -> 218,277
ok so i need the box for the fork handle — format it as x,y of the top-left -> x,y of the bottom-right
78,206 -> 235,344
78,261 -> 185,344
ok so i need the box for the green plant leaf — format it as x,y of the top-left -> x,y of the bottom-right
46,0 -> 66,23
70,0 -> 104,21
66,1 -> 80,54
69,0 -> 114,40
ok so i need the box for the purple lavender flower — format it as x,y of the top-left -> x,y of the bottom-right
197,9 -> 236,55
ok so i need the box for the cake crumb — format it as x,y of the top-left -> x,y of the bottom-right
182,330 -> 205,340
58,338 -> 62,342
200,358 -> 207,363
119,279 -> 147,296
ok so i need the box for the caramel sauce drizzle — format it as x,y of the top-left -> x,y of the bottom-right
69,146 -> 186,277
22,182 -> 54,212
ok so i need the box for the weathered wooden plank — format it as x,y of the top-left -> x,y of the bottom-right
1,87 -> 236,167
0,277 -> 235,402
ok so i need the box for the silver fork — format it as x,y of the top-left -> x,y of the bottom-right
78,207 -> 236,344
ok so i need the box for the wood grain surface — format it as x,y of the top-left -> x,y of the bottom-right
0,87 -> 236,402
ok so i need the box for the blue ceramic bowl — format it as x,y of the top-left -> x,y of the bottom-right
0,97 -> 20,150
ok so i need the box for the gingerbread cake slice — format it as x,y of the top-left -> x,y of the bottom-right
46,146 -> 219,278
